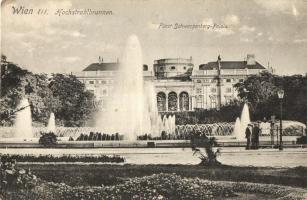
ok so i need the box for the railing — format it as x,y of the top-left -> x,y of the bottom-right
0,124 -> 304,140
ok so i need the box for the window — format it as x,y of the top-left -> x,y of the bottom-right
211,98 -> 216,109
226,79 -> 231,83
239,79 -> 244,83
183,66 -> 186,70
226,88 -> 232,93
89,80 -> 94,84
196,95 -> 202,108
171,66 -> 176,70
157,92 -> 167,111
204,79 -> 209,83
196,88 -> 202,94
160,67 -> 163,70
196,80 -> 201,83
211,88 -> 216,93
211,79 -> 216,83
102,89 -> 107,96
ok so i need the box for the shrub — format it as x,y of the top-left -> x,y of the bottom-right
191,133 -> 221,166
39,132 -> 57,147
0,155 -> 37,191
0,154 -> 125,163
297,136 -> 307,144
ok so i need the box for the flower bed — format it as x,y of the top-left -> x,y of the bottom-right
0,154 -> 125,163
2,173 -> 306,200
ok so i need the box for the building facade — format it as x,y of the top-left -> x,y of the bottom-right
73,54 -> 266,111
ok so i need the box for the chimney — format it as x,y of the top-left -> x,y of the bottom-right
99,56 -> 103,64
246,54 -> 256,65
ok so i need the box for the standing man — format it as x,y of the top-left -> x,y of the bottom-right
245,124 -> 252,150
252,122 -> 261,149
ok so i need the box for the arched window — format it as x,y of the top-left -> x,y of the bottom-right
179,92 -> 189,111
168,92 -> 178,111
171,66 -> 176,70
157,92 -> 166,111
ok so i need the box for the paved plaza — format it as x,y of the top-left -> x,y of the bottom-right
1,147 -> 306,167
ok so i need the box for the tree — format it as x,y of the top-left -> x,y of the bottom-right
1,57 -> 95,127
0,62 -> 53,126
234,71 -> 307,123
48,74 -> 95,126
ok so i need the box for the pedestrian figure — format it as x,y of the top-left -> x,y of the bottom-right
245,124 -> 252,150
252,122 -> 261,149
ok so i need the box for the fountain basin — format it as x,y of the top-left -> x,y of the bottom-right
0,136 -> 302,148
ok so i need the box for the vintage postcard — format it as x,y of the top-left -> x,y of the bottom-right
1,0 -> 307,199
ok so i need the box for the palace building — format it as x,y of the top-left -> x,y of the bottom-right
73,54 -> 266,112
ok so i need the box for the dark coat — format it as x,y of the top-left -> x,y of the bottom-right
252,126 -> 260,142
245,127 -> 251,139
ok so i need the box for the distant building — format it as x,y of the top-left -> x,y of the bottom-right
73,54 -> 266,111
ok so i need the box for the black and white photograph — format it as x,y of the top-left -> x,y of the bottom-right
1,0 -> 307,199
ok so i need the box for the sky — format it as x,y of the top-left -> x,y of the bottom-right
1,0 -> 307,75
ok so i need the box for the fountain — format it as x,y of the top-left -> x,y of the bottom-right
96,35 -> 159,140
47,112 -> 56,133
159,115 -> 176,135
239,103 -> 251,140
234,117 -> 241,139
14,98 -> 33,138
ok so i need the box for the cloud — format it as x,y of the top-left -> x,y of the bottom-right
292,4 -> 299,17
239,25 -> 256,33
215,28 -> 235,36
293,38 -> 307,43
223,14 -> 240,26
257,32 -> 263,37
70,31 -> 86,38
255,0 -> 300,17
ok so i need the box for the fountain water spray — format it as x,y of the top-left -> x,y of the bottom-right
233,117 -> 241,139
14,98 -> 33,138
47,112 -> 56,133
96,35 -> 159,140
236,103 -> 251,140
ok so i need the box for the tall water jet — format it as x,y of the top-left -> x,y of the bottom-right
233,117 -> 241,139
96,35 -> 152,140
14,98 -> 33,138
47,112 -> 56,133
239,103 -> 251,140
144,81 -> 160,137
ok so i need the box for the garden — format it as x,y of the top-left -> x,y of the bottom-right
1,142 -> 307,200
1,162 -> 307,200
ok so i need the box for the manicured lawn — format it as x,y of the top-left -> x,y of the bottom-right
18,164 -> 307,188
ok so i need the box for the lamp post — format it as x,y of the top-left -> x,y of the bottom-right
277,89 -> 284,150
